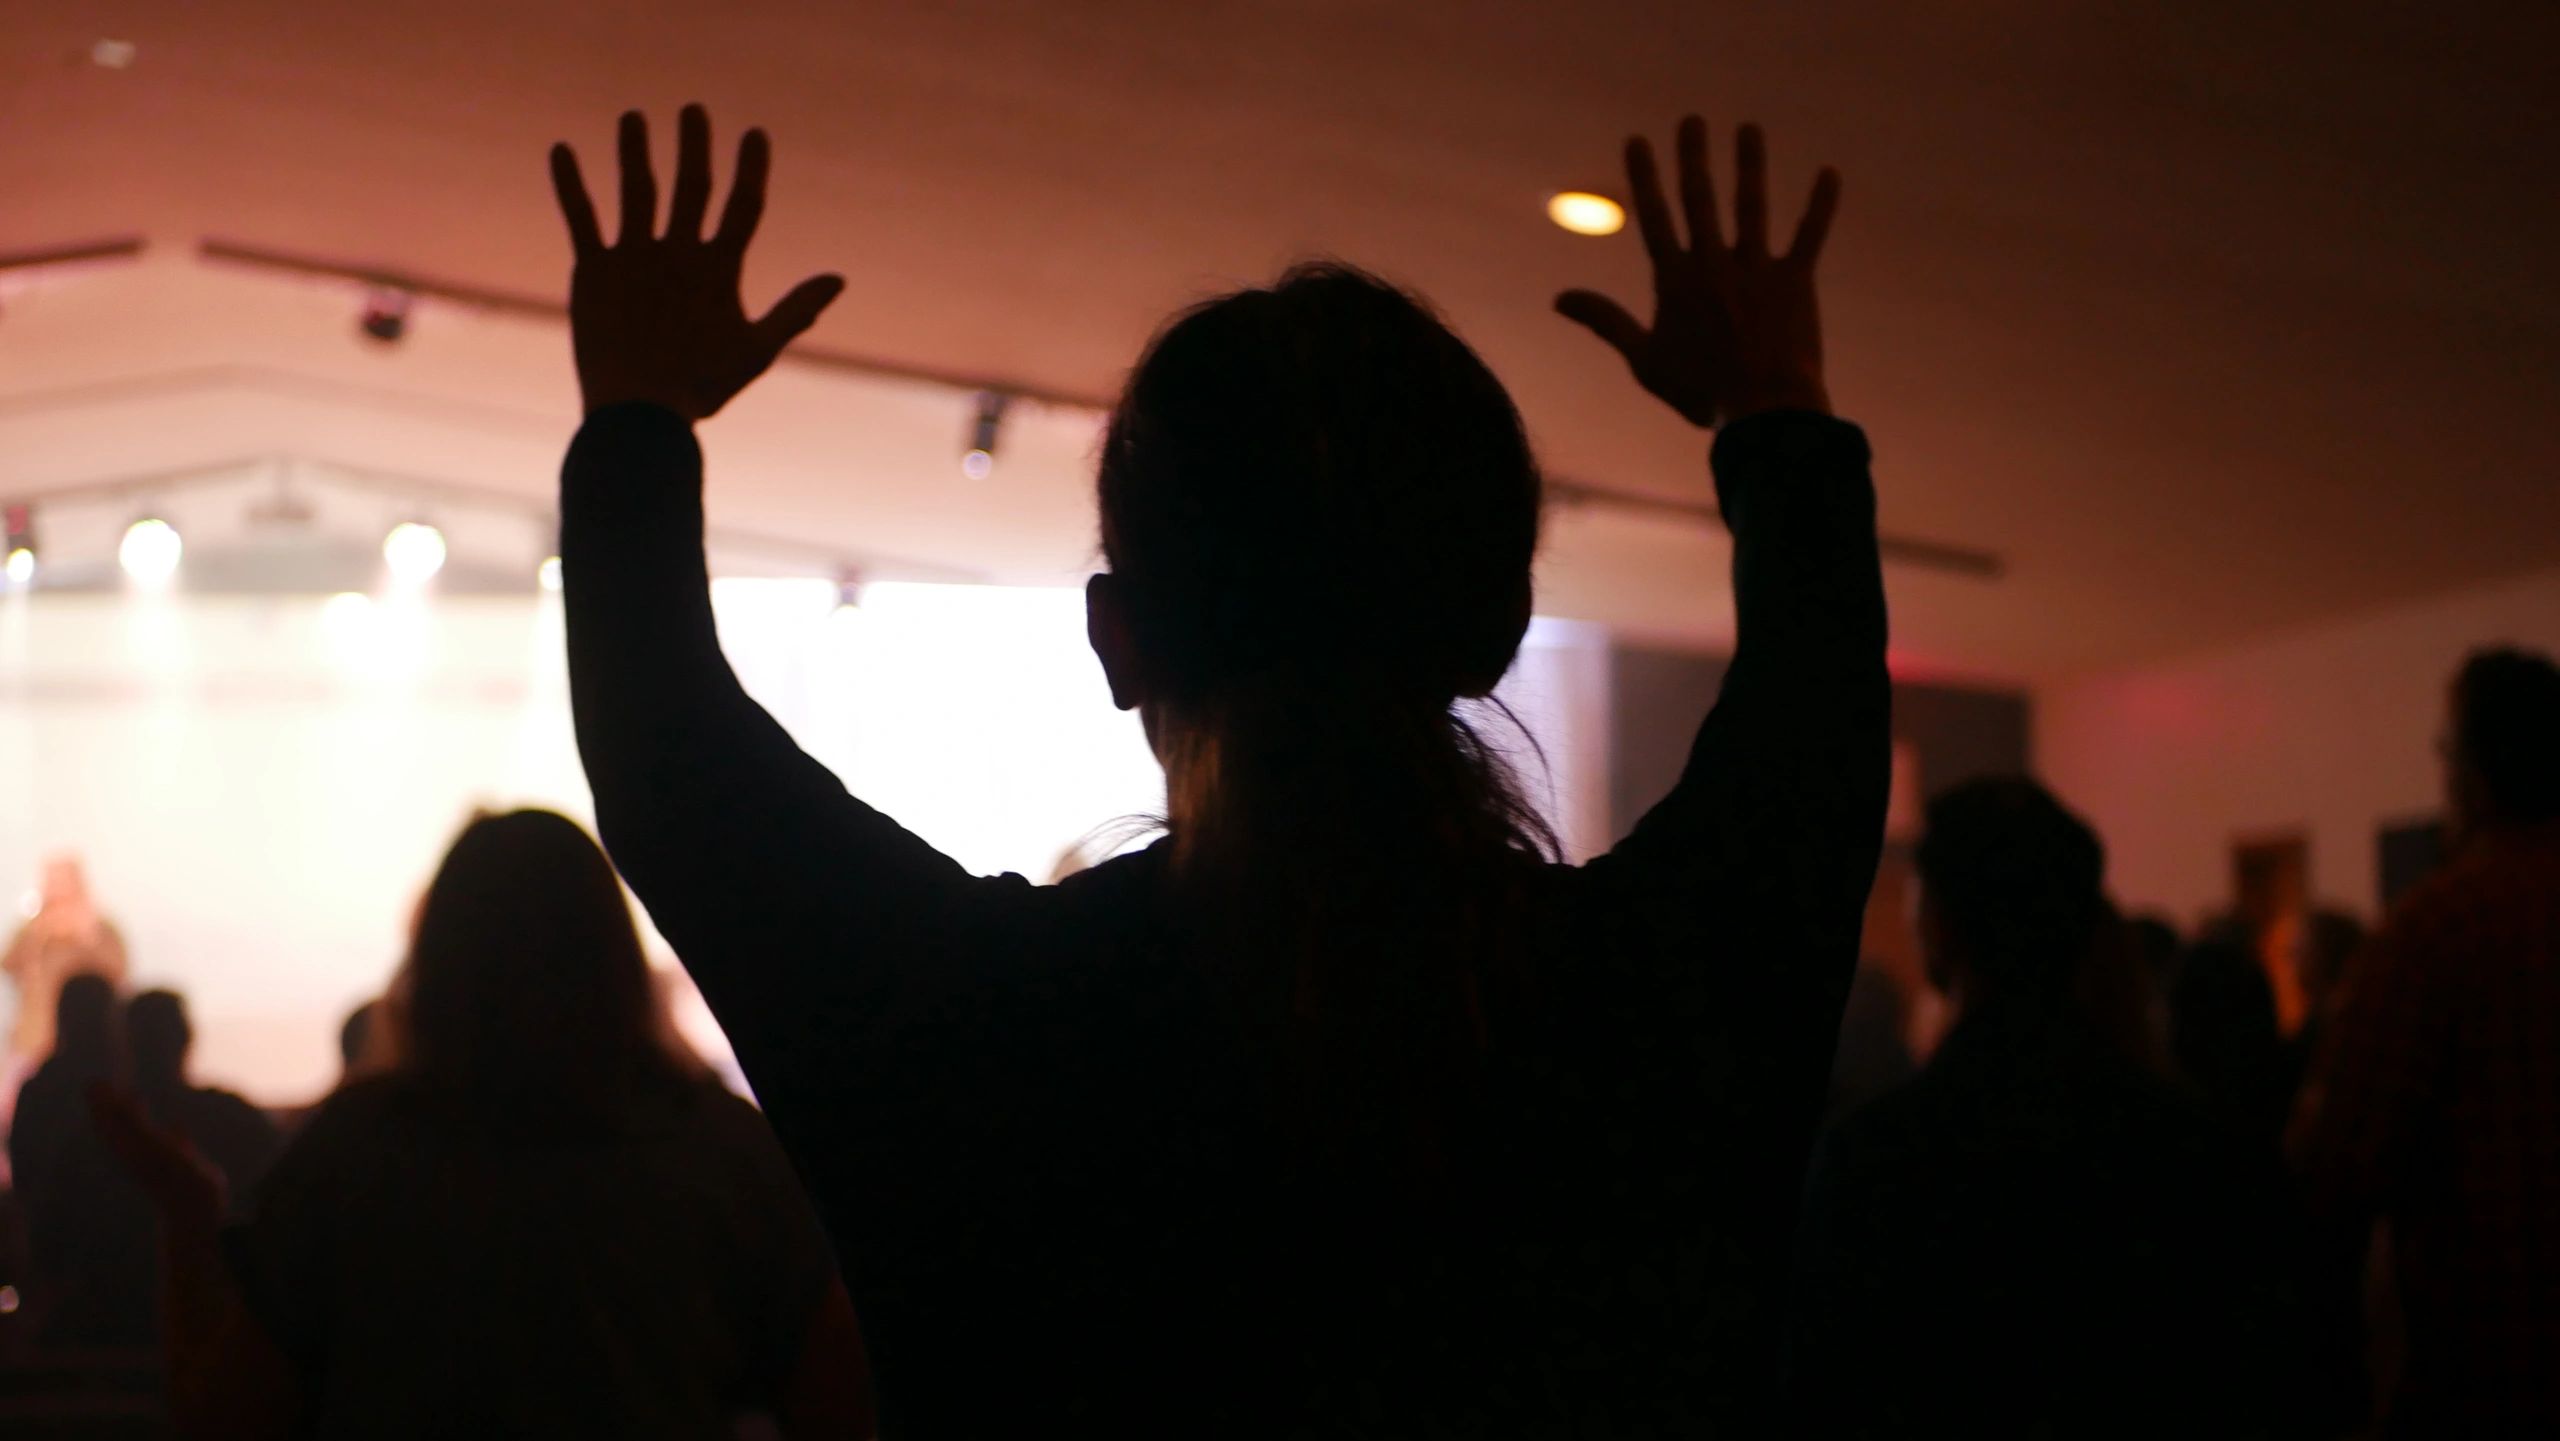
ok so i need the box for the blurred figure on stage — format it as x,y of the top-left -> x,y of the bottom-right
3,857 -> 130,1133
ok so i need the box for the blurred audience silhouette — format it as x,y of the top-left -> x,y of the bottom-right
124,990 -> 281,1224
2293,647 -> 2560,1437
9,975 -> 157,1349
96,810 -> 870,1440
1789,778 -> 2305,1437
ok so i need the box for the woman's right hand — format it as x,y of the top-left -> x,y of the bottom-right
550,106 -> 845,421
1556,117 -> 1841,428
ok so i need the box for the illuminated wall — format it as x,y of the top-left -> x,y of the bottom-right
0,584 -> 1608,1104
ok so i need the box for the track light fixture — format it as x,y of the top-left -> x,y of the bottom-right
962,391 -> 1010,480
119,515 -> 182,585
358,287 -> 414,344
4,503 -> 33,585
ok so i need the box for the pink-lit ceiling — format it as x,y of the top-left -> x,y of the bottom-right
3,0 -> 2554,682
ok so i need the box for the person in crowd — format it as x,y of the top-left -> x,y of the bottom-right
2170,933 -> 2296,1145
549,106 -> 1884,1436
1789,778 -> 2302,1437
8,973 -> 157,1347
124,989 -> 282,1219
2293,647 -> 2560,1436
96,810 -> 871,1439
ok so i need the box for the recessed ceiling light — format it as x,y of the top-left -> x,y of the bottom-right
1547,192 -> 1625,237
91,39 -> 137,70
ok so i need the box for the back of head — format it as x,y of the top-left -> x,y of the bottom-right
391,810 -> 693,1129
124,988 -> 191,1095
2452,647 -> 2560,826
51,972 -> 120,1079
1915,778 -> 2107,1007
1095,265 -> 1550,1177
1098,263 -> 1549,882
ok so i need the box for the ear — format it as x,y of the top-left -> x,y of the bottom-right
1086,573 -> 1146,712
1452,578 -> 1535,699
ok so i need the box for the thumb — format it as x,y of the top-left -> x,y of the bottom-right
1554,290 -> 1647,361
751,273 -> 847,356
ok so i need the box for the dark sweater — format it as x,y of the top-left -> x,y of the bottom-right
561,403 -> 1888,1437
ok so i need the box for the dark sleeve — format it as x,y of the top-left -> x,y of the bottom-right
559,404 -> 984,1147
1574,410 -> 1889,1419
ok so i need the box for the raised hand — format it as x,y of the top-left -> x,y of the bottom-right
1556,118 -> 1839,428
550,106 -> 845,420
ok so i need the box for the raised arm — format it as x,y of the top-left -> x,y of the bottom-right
1559,117 -> 1889,973
550,108 -> 973,1108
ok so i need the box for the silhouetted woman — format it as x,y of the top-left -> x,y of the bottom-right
98,811 -> 869,1439
550,106 -> 1886,1436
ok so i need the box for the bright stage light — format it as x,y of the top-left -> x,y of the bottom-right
1547,191 -> 1625,236
4,547 -> 31,585
537,555 -> 563,593
119,517 -> 182,584
383,522 -> 447,584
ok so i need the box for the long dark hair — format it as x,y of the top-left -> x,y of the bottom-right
383,809 -> 701,1129
1097,264 -> 1552,1174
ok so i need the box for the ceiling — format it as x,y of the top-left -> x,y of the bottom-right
3,0 -> 2555,684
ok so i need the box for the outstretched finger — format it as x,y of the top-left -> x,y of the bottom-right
1788,167 -> 1843,264
1554,289 -> 1649,360
1675,116 -> 1723,253
617,111 -> 658,245
1623,136 -> 1681,265
714,128 -> 772,253
666,104 -> 714,243
1733,123 -> 1769,258
751,273 -> 847,355
550,144 -> 604,258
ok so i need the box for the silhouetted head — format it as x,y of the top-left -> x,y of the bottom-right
389,810 -> 697,1125
124,988 -> 191,1095
2445,647 -> 2560,837
1915,778 -> 2108,1008
1086,265 -> 1553,882
1091,263 -> 1540,726
338,998 -> 380,1076
51,972 -> 120,1080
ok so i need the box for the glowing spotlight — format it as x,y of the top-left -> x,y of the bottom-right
835,567 -> 866,613
119,517 -> 182,584
537,555 -> 563,593
5,547 -> 31,585
960,448 -> 994,481
0,1283 -> 18,1314
1547,191 -> 1625,237
383,521 -> 447,584
322,590 -> 374,627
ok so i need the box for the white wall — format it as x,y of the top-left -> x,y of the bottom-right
2037,564 -> 2560,928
